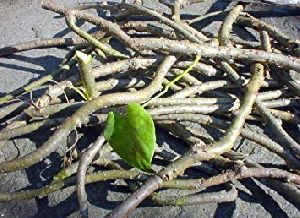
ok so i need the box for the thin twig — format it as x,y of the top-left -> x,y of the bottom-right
65,12 -> 127,58
151,184 -> 237,206
218,4 -> 244,46
0,31 -> 104,57
163,167 -> 300,188
77,135 -> 105,218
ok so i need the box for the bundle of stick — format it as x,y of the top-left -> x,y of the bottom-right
0,0 -> 300,217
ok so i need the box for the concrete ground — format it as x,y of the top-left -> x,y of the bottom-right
0,0 -> 299,217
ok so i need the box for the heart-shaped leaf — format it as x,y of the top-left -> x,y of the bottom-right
104,103 -> 156,173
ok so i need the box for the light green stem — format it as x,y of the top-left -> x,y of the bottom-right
76,51 -> 98,100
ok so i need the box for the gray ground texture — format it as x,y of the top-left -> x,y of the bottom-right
0,0 -> 300,217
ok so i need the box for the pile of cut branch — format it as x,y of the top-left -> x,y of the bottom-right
0,1 -> 300,217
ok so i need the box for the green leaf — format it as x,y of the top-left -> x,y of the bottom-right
103,112 -> 115,140
103,103 -> 156,173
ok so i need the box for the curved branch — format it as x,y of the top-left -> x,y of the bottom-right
77,135 -> 105,218
0,55 -> 176,173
